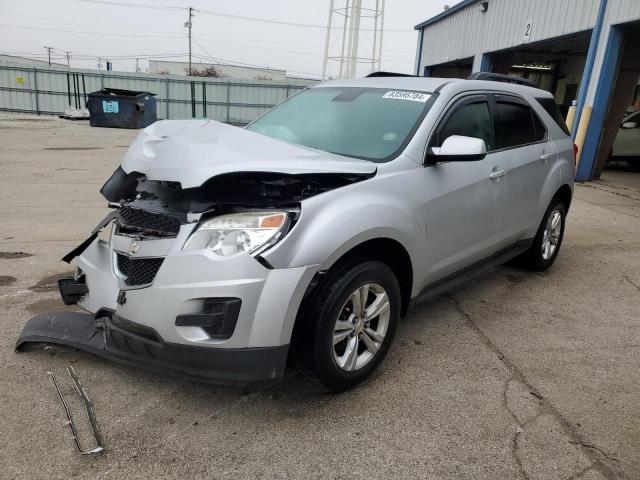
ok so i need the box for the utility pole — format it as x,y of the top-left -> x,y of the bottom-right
185,7 -> 194,75
65,51 -> 71,67
97,57 -> 102,70
44,46 -> 53,65
135,57 -> 140,72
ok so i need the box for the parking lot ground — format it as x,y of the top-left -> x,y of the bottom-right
1,114 -> 639,480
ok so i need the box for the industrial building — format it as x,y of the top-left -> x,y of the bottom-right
414,0 -> 640,181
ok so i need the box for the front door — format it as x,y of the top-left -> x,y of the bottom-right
420,94 -> 511,285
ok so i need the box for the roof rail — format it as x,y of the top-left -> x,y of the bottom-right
467,72 -> 537,88
366,71 -> 416,78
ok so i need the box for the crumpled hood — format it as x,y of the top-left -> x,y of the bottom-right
121,119 -> 377,189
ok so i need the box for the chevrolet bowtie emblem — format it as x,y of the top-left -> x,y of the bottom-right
128,242 -> 141,255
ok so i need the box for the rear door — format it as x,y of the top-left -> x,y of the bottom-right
489,94 -> 552,241
421,94 -> 511,283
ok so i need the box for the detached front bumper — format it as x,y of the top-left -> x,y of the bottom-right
16,311 -> 289,385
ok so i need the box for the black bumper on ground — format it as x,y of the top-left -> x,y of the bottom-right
15,311 -> 289,386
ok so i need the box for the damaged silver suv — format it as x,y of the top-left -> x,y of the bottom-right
17,73 -> 575,391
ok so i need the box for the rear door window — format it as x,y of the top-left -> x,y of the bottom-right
494,101 -> 539,150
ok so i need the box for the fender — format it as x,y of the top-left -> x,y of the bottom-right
262,174 -> 424,295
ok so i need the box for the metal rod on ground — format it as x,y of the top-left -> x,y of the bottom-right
48,368 -> 104,455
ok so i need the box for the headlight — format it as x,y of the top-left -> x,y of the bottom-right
183,211 -> 291,256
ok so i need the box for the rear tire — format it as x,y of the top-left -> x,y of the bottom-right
304,259 -> 401,392
516,200 -> 567,271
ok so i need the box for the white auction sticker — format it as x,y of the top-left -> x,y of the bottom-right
382,90 -> 430,103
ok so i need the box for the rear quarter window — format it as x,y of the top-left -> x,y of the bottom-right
536,97 -> 571,136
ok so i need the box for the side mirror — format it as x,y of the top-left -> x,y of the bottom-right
427,135 -> 487,163
621,121 -> 637,129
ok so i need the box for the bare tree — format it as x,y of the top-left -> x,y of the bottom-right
186,65 -> 222,78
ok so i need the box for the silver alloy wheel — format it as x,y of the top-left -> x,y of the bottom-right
541,209 -> 562,260
332,283 -> 390,372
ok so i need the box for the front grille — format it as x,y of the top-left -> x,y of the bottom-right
116,207 -> 182,238
116,254 -> 164,286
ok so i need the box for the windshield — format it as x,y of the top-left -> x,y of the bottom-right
247,87 -> 433,162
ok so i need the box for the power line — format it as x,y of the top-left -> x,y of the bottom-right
197,7 -> 412,33
190,48 -> 322,79
0,23 -> 407,60
3,10 -> 342,51
2,11 -> 185,36
0,50 -> 192,60
70,0 -> 413,33
191,39 -> 243,78
0,23 -> 184,38
194,36 -> 322,58
73,0 -> 184,11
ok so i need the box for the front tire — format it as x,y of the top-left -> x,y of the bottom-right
517,200 -> 567,271
307,260 -> 401,392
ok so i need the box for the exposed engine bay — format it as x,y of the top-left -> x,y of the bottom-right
102,166 -> 375,212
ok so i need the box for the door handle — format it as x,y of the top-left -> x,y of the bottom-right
540,152 -> 554,160
489,168 -> 506,180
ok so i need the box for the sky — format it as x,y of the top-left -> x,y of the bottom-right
0,0 -> 451,78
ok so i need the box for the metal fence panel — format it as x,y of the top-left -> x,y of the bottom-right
0,63 -> 316,124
